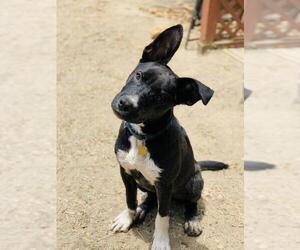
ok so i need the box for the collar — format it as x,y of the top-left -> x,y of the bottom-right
124,117 -> 174,141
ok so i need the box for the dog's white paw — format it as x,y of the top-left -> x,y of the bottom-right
184,218 -> 202,237
151,237 -> 171,250
110,209 -> 135,233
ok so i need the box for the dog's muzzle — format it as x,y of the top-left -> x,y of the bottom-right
111,94 -> 140,122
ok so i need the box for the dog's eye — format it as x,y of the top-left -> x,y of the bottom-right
135,71 -> 142,81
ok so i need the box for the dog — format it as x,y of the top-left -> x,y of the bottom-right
110,24 -> 228,250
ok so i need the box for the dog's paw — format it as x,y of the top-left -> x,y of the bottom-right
184,218 -> 202,237
134,206 -> 147,224
110,209 -> 135,233
151,237 -> 171,250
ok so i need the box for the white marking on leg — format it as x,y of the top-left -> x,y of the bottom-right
151,214 -> 170,250
117,136 -> 162,185
135,206 -> 146,220
111,209 -> 135,233
127,95 -> 139,107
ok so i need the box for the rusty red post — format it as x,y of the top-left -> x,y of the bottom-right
200,0 -> 221,44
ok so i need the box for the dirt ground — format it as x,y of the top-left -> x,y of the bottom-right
57,0 -> 243,249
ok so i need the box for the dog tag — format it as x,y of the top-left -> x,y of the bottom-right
138,143 -> 148,157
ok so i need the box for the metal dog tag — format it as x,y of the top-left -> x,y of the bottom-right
138,142 -> 148,157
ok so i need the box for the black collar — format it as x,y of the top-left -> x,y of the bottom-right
124,117 -> 174,141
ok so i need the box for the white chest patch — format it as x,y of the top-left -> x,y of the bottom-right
117,136 -> 162,185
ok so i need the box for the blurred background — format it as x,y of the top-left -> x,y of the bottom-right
244,1 -> 300,250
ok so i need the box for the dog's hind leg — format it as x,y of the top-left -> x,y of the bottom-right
183,170 -> 204,236
184,201 -> 202,236
135,192 -> 157,224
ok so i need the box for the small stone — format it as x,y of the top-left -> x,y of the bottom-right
217,194 -> 224,200
181,241 -> 189,247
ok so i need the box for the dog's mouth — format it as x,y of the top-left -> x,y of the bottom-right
112,109 -> 143,124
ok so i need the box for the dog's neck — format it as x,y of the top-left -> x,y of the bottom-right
127,109 -> 174,140
143,109 -> 174,134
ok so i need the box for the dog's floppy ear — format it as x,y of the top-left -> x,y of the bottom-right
140,24 -> 183,65
175,77 -> 214,106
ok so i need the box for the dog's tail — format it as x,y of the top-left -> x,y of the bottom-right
197,161 -> 229,171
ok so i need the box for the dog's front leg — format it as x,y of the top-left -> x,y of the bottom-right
152,183 -> 172,250
111,167 -> 137,233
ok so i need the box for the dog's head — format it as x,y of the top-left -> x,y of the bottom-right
111,24 -> 214,124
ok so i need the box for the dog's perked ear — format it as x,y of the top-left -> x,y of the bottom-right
140,24 -> 183,65
175,77 -> 214,106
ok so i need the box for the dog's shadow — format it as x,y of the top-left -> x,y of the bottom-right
132,196 -> 208,250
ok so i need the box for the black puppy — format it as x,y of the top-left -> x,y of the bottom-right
111,24 -> 227,250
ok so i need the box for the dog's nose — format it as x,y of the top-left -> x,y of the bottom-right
117,96 -> 134,113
